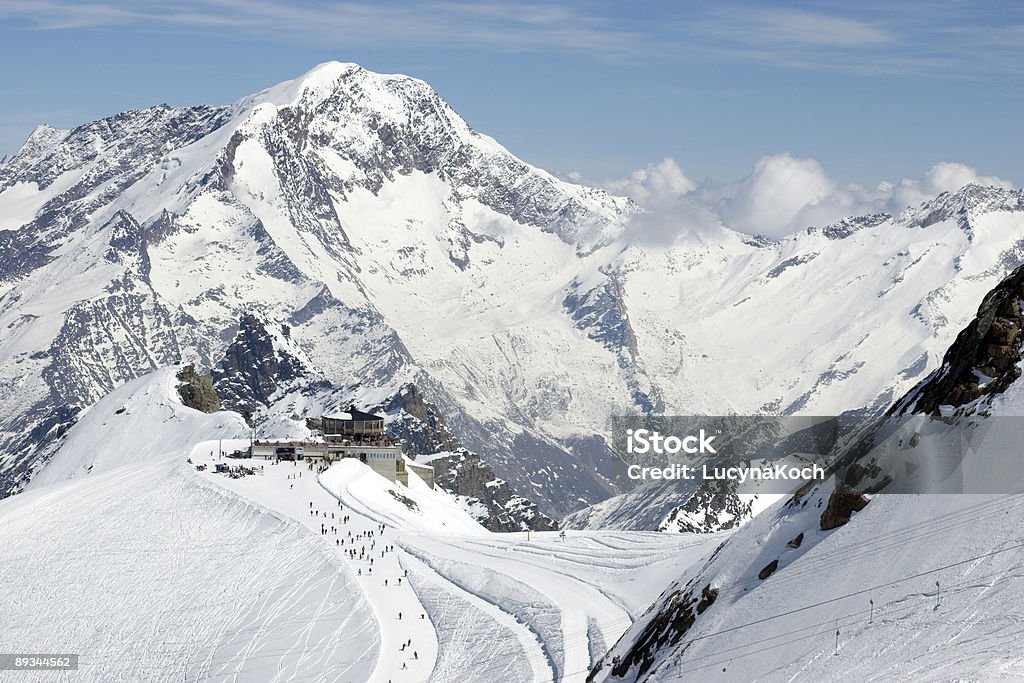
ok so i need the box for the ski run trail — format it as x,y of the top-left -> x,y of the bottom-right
0,438 -> 720,683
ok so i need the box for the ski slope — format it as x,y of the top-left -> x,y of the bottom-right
0,453 -> 380,682
599,491 -> 1024,682
0,367 -> 725,682
201,447 -> 723,682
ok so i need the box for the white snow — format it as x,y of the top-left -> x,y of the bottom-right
26,366 -> 248,489
600,490 -> 1024,682
1,367 -> 724,681
200,448 -> 722,682
0,452 -> 380,682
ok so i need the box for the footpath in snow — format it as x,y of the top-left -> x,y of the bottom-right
196,443 -> 722,682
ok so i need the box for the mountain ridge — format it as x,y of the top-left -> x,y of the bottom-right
2,63 -> 1023,522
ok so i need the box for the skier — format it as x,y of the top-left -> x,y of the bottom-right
398,612 -> 402,620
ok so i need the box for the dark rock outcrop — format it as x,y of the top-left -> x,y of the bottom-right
176,364 -> 220,413
379,385 -> 461,456
820,213 -> 891,240
661,479 -> 754,534
820,488 -> 870,531
377,384 -> 557,532
894,262 -> 1024,415
592,582 -> 717,681
427,449 -> 558,532
758,559 -> 780,580
212,314 -> 311,415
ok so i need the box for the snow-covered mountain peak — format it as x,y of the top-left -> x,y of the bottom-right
16,124 -> 70,159
898,183 -> 1024,230
246,61 -> 375,109
238,60 -> 474,145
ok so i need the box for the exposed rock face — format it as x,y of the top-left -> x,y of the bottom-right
176,364 -> 220,413
0,106 -> 230,283
894,262 -> 1024,415
758,559 -> 780,580
592,581 -> 718,681
820,213 -> 891,240
378,385 -> 461,456
377,384 -> 556,532
898,184 -> 1024,233
820,488 -> 870,531
212,314 -> 312,415
659,480 -> 754,534
427,449 -> 558,532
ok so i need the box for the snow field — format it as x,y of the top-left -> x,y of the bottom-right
0,454 -> 379,682
198,446 -> 724,682
601,490 -> 1024,682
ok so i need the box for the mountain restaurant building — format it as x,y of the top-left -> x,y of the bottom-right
321,408 -> 385,440
248,407 -> 434,488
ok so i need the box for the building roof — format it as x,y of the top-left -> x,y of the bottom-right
322,406 -> 383,422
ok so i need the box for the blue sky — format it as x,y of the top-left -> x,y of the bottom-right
0,1 -> 1021,188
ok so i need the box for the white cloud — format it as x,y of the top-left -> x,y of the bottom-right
717,9 -> 894,47
891,161 -> 1016,207
604,155 -> 1016,241
713,153 -> 835,238
709,156 -> 1017,238
600,158 -> 696,207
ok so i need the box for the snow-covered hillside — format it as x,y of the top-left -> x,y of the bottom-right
2,62 -> 1024,523
26,365 -> 248,489
594,263 -> 1024,681
596,491 -> 1024,681
0,369 -> 724,682
0,380 -> 380,682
